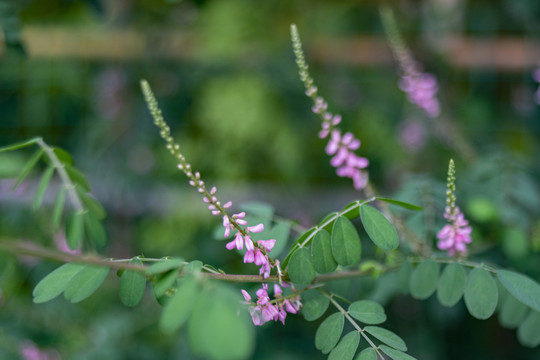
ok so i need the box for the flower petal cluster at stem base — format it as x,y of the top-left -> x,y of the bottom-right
242,283 -> 302,326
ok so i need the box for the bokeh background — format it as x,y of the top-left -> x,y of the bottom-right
1,0 -> 539,359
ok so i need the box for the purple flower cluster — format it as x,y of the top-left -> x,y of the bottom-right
437,206 -> 472,255
398,65 -> 440,118
533,64 -> 540,105
325,130 -> 369,190
241,283 -> 302,326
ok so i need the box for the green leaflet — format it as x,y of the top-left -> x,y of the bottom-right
52,187 -> 66,232
437,263 -> 466,307
348,300 -> 387,325
497,270 -> 540,313
281,227 -> 316,268
409,261 -> 439,300
152,269 -> 179,298
84,211 -> 107,247
287,247 -> 314,286
331,216 -> 361,267
119,258 -> 146,307
301,290 -> 330,321
78,191 -> 107,220
50,147 -> 73,166
360,205 -> 398,251
145,258 -> 185,275
375,197 -> 422,211
0,137 -> 40,153
315,312 -> 344,354
188,283 -> 254,360
364,326 -> 407,352
498,292 -> 530,329
379,345 -> 418,360
64,265 -> 109,303
328,331 -> 360,360
33,165 -> 54,210
66,166 -> 91,192
66,212 -> 84,250
311,229 -> 337,274
355,348 -> 377,360
33,263 -> 86,303
517,310 -> 540,348
13,148 -> 43,190
160,276 -> 200,333
464,268 -> 498,320
342,201 -> 361,220
319,212 -> 339,233
396,262 -> 412,295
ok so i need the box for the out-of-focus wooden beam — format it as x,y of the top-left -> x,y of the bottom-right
1,26 -> 539,70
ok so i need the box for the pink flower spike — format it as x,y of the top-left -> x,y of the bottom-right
258,239 -> 276,252
247,224 -> 264,233
241,290 -> 251,302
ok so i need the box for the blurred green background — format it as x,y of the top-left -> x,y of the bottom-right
1,0 -> 540,359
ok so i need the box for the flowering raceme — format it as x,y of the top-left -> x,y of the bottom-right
241,283 -> 302,326
437,159 -> 472,255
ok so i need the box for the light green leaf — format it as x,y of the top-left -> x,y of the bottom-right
355,348 -> 377,360
375,197 -> 422,211
498,292 -> 530,329
311,229 -> 337,274
328,331 -> 360,360
66,212 -> 84,250
348,300 -> 387,325
410,261 -> 439,300
315,312 -> 344,354
301,290 -> 329,321
437,263 -> 466,307
287,247 -> 314,286
360,205 -> 398,251
119,258 -> 146,307
66,166 -> 91,192
13,148 -> 43,190
33,166 -> 54,210
64,265 -> 109,303
84,211 -> 107,247
464,268 -> 498,320
33,263 -> 85,303
517,310 -> 540,348
160,276 -> 200,333
364,326 -> 407,352
188,283 -> 254,360
379,345 -> 418,360
497,270 -> 540,313
145,258 -> 185,275
0,137 -> 40,153
52,188 -> 66,232
152,269 -> 179,298
331,216 -> 362,267
396,262 -> 412,295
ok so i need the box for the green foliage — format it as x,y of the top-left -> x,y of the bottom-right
301,290 -> 330,321
517,310 -> 540,348
310,229 -> 338,274
356,348 -> 377,360
497,270 -> 540,313
379,345 -> 418,360
360,205 -> 399,251
288,247 -> 315,286
33,263 -> 86,303
160,276 -> 200,333
374,197 -> 423,211
315,312 -> 344,354
464,268 -> 498,320
498,290 -> 529,329
119,258 -> 146,307
410,261 -> 439,300
63,265 -> 109,303
33,166 -> 54,210
331,216 -> 362,266
145,258 -> 185,275
328,331 -> 360,360
66,212 -> 85,250
437,263 -> 466,307
363,326 -> 407,352
348,300 -> 387,325
13,148 -> 43,190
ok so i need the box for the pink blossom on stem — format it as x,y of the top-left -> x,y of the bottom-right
325,130 -> 369,190
243,283 -> 302,326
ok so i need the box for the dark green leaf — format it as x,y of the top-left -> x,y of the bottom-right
145,258 -> 185,275
342,201 -> 361,220
360,205 -> 398,251
33,263 -> 85,303
464,268 -> 498,320
33,166 -> 54,210
364,326 -> 407,352
13,148 -> 43,190
437,263 -> 466,307
497,270 -> 540,313
375,197 -> 422,210
66,166 -> 91,192
0,137 -> 40,153
517,310 -> 540,348
66,212 -> 85,250
311,229 -> 337,274
281,227 -> 317,268
348,300 -> 386,325
78,191 -> 106,220
287,247 -> 314,286
52,188 -> 66,232
301,290 -> 329,321
319,212 -> 339,233
355,348 -> 377,360
328,331 -> 360,360
153,270 -> 179,298
499,292 -> 530,329
119,258 -> 146,307
64,265 -> 109,303
52,147 -> 73,166
84,211 -> 107,247
410,261 -> 439,300
331,216 -> 361,267
315,312 -> 344,354
160,276 -> 200,333
379,345 -> 418,360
